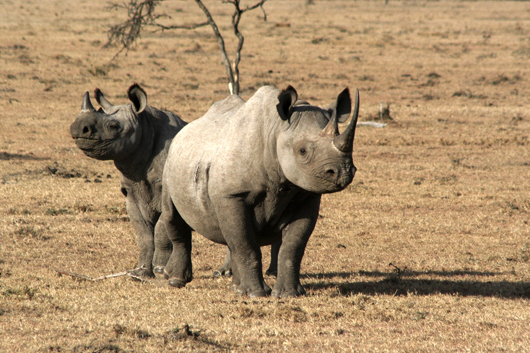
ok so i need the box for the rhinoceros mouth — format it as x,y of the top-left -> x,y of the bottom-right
315,171 -> 354,193
314,176 -> 346,192
72,137 -> 102,151
73,138 -> 117,160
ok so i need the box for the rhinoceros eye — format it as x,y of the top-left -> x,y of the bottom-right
108,121 -> 120,131
299,147 -> 307,155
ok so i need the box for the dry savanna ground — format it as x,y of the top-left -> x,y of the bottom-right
1,0 -> 530,351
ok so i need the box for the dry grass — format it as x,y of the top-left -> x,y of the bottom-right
1,0 -> 529,351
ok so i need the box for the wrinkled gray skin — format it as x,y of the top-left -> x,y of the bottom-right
70,84 -> 187,277
158,85 -> 359,297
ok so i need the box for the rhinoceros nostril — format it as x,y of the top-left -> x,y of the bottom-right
82,126 -> 90,134
326,169 -> 336,177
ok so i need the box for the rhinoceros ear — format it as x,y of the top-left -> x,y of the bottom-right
327,88 -> 351,123
127,83 -> 147,113
94,88 -> 114,110
277,85 -> 298,121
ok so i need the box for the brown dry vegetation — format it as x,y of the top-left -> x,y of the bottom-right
1,0 -> 530,351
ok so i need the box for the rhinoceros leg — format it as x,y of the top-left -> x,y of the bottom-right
153,220 -> 173,274
229,246 -> 271,296
265,242 -> 281,278
215,242 -> 279,278
215,199 -> 271,297
272,195 -> 321,298
213,248 -> 233,277
126,198 -> 156,278
160,191 -> 193,288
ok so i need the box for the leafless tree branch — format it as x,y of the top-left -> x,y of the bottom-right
105,0 -> 268,94
153,21 -> 209,31
194,0 -> 237,94
220,0 -> 267,94
105,0 -> 163,58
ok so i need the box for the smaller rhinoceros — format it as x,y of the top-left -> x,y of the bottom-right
70,84 -> 187,277
158,85 -> 359,297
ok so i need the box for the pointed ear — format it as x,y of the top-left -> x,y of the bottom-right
276,85 -> 298,121
127,83 -> 147,113
327,88 -> 351,123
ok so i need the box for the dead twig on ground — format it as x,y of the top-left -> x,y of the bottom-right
55,268 -> 148,282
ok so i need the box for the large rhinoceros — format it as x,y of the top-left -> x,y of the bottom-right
157,85 -> 359,297
70,84 -> 187,277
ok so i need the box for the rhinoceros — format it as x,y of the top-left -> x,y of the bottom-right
69,84 -> 187,277
157,85 -> 359,297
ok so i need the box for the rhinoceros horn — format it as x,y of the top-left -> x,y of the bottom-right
81,91 -> 96,112
333,89 -> 359,153
94,88 -> 114,110
320,108 -> 339,138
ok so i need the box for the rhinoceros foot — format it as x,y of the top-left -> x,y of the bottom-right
213,249 -> 233,278
272,284 -> 306,298
130,267 -> 155,279
230,280 -> 272,297
236,287 -> 271,298
212,268 -> 232,278
163,267 -> 192,288
249,289 -> 269,298
168,277 -> 187,288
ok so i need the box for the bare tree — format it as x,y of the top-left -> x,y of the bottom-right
106,0 -> 267,95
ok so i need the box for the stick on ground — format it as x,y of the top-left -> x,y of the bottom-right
54,268 -> 145,282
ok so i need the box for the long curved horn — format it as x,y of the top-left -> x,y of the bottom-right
81,92 -> 96,111
333,89 -> 359,153
94,88 -> 113,110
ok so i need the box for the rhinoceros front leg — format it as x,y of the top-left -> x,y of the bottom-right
214,243 -> 279,278
272,195 -> 321,298
160,191 -> 192,288
228,245 -> 271,296
126,197 -> 157,278
153,220 -> 173,274
215,199 -> 270,298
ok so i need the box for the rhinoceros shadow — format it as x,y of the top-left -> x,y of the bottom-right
302,270 -> 530,299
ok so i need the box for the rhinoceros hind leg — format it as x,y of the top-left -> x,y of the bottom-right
213,268 -> 232,277
153,219 -> 173,273
229,264 -> 241,291
213,248 -> 233,277
159,190 -> 193,288
265,242 -> 281,278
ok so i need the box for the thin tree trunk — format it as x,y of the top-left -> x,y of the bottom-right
195,0 -> 236,94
